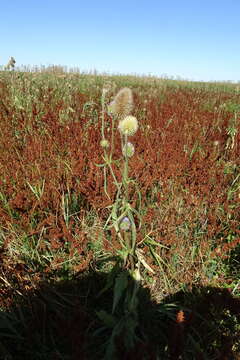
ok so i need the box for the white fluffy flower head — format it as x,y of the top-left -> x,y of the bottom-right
118,116 -> 138,136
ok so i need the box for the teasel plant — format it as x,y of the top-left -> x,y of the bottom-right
99,86 -> 143,274
95,86 -> 155,359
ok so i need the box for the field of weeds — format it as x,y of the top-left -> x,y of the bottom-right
0,69 -> 240,359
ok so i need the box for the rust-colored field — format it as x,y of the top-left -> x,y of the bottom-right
0,71 -> 239,359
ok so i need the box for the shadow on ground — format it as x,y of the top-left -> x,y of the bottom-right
0,264 -> 240,360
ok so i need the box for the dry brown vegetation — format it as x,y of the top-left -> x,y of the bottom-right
0,70 -> 240,359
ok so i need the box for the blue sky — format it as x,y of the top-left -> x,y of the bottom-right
1,0 -> 240,82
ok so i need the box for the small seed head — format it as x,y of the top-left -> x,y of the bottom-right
100,139 -> 110,148
119,216 -> 131,231
122,142 -> 135,157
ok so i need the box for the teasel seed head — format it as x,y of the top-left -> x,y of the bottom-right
122,142 -> 135,157
100,139 -> 110,148
119,216 -> 131,231
118,116 -> 138,136
108,87 -> 133,118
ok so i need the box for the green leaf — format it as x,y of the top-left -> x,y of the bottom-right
94,162 -> 106,168
96,310 -> 117,329
104,318 -> 125,360
123,314 -> 139,349
145,238 -> 170,249
97,262 -> 121,298
112,271 -> 129,313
